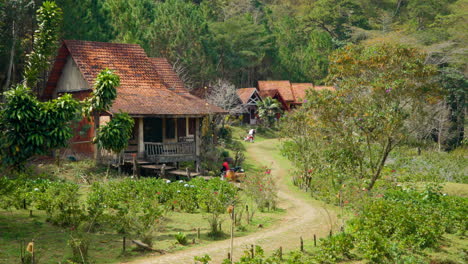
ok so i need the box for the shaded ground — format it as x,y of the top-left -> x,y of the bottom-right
124,139 -> 337,264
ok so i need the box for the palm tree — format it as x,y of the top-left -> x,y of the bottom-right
257,97 -> 282,127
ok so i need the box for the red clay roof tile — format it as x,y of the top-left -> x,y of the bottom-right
258,80 -> 294,102
47,40 -> 225,116
236,88 -> 257,104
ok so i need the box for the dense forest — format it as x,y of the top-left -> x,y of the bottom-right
1,0 -> 466,86
0,0 -> 466,148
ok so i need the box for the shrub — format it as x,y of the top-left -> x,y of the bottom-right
35,181 -> 84,227
314,233 -> 354,263
175,232 -> 188,245
68,232 -> 90,264
241,167 -> 278,211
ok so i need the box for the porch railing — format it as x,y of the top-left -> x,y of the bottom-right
144,141 -> 196,157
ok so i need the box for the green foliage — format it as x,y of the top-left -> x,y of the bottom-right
217,125 -> 233,143
0,86 -> 80,169
84,68 -> 120,115
241,167 -> 278,212
257,97 -> 282,127
304,0 -> 369,41
35,181 -> 84,227
387,146 -> 468,183
56,0 -> 113,42
94,112 -> 134,154
314,232 -> 354,263
67,231 -> 90,264
282,43 -> 439,194
87,177 -> 238,240
23,1 -> 63,89
347,185 -> 467,262
269,15 -> 333,82
147,0 -> 216,86
210,14 -> 272,85
174,232 -> 188,245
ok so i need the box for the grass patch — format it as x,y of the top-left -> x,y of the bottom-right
0,205 -> 283,264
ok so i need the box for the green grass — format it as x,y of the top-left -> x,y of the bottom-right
0,129 -> 285,264
0,204 -> 283,264
387,146 -> 468,184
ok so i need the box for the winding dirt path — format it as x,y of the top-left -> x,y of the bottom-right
124,139 -> 336,264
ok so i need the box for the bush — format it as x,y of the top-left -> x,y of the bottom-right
217,126 -> 233,143
241,167 -> 278,211
35,181 -> 84,227
68,232 -> 90,263
175,232 -> 188,245
314,233 -> 354,263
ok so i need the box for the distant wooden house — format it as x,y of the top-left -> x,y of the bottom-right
236,88 -> 262,124
257,80 -> 334,110
44,40 -> 225,165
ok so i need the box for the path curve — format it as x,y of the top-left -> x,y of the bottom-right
123,139 -> 335,264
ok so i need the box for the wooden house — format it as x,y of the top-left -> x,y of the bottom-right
43,40 -> 225,166
236,88 -> 262,124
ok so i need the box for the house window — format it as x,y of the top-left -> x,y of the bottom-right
165,118 -> 176,139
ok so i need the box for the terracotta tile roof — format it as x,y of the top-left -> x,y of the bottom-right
258,89 -> 279,98
149,57 -> 188,94
47,40 -> 225,116
236,88 -> 257,104
314,86 -> 335,92
291,83 -> 314,104
258,80 -> 294,102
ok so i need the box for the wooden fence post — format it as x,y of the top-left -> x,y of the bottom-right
250,244 -> 254,258
314,234 -> 317,247
245,205 -> 249,224
279,246 -> 282,260
122,236 -> 126,253
300,236 -> 304,252
197,228 -> 200,239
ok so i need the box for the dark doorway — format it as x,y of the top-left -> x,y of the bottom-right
177,118 -> 187,139
144,117 -> 163,142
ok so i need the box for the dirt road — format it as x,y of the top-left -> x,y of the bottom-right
124,139 -> 336,264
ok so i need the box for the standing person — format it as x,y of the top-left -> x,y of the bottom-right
248,128 -> 255,143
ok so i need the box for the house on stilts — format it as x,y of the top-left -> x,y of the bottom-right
43,40 -> 225,169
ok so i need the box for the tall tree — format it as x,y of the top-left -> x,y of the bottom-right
304,0 -> 369,41
210,14 -> 272,86
282,43 -> 438,192
23,0 -> 62,91
147,0 -> 217,87
56,0 -> 113,42
104,0 -> 155,47
268,15 -> 333,83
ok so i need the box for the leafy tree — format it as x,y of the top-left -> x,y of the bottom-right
268,15 -> 333,82
283,44 -> 438,192
23,1 -> 63,90
94,112 -> 134,156
304,0 -> 369,41
210,14 -> 273,86
406,0 -> 453,30
56,0 -> 113,42
147,0 -> 217,87
0,86 -> 80,169
257,97 -> 282,127
438,67 -> 467,149
83,68 -> 119,115
103,0 -> 155,47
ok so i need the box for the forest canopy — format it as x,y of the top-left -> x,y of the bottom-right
1,0 -> 466,90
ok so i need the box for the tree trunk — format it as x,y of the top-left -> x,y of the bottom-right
367,139 -> 393,191
3,21 -> 15,94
